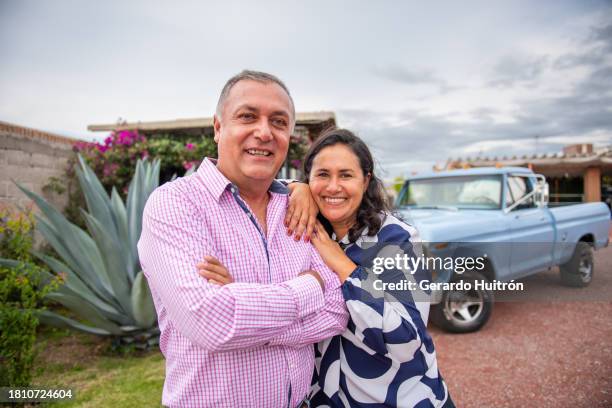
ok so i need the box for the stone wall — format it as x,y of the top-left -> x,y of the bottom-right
0,121 -> 77,210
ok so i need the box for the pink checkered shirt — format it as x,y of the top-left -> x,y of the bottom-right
138,158 -> 348,408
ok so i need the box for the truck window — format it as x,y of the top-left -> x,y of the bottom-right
398,175 -> 502,209
506,176 -> 535,209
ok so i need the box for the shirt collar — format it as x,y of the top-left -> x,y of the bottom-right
197,158 -> 289,202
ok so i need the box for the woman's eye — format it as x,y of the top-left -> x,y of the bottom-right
341,173 -> 353,178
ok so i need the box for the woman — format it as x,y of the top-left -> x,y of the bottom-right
200,128 -> 453,407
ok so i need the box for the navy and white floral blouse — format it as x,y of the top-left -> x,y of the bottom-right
310,213 -> 450,407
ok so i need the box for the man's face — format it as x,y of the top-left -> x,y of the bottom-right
214,80 -> 293,188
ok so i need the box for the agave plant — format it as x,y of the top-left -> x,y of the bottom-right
16,156 -> 161,349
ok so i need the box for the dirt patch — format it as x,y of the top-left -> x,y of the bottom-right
430,246 -> 612,407
35,329 -> 110,371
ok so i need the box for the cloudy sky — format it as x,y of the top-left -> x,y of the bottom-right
1,0 -> 611,179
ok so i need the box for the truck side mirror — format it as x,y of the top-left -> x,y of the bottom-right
535,181 -> 549,207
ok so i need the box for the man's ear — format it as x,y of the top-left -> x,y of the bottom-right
213,115 -> 221,143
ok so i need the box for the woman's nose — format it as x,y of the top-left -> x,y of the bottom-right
325,177 -> 341,192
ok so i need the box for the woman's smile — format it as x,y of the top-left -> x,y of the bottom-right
322,196 -> 348,205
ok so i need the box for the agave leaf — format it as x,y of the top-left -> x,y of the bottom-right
127,160 -> 145,263
16,184 -> 111,290
81,210 -> 132,315
58,218 -> 118,302
31,252 -> 125,319
75,156 -> 117,240
110,187 -> 133,282
36,310 -> 113,336
34,218 -> 118,307
20,157 -> 160,343
131,271 -> 156,329
46,292 -> 124,335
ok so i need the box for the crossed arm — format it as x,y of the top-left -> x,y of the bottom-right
137,188 -> 348,353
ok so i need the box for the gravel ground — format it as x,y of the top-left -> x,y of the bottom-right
429,245 -> 612,408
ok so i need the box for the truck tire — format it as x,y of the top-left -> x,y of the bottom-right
560,241 -> 594,287
430,270 -> 493,333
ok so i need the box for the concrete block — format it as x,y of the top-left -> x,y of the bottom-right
6,181 -> 34,199
7,150 -> 32,167
0,180 -> 9,198
31,153 -> 56,169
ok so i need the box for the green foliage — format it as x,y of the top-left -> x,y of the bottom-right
0,206 -> 60,386
288,133 -> 310,173
48,130 -> 217,226
20,156 -> 161,349
393,176 -> 406,194
74,130 -> 217,196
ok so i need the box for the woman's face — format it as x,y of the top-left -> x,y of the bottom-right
308,144 -> 370,229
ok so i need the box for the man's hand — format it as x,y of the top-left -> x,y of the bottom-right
197,256 -> 233,285
299,270 -> 324,291
285,182 -> 319,242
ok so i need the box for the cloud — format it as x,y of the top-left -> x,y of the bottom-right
371,65 -> 460,94
341,42 -> 612,176
487,54 -> 549,88
553,22 -> 612,69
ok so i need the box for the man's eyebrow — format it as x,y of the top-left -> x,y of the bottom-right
270,110 -> 290,118
233,104 -> 258,113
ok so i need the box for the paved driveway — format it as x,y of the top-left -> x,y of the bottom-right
430,245 -> 612,408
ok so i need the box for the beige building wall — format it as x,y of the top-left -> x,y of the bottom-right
0,121 -> 76,211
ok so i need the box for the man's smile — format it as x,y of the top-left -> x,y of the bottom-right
245,148 -> 273,157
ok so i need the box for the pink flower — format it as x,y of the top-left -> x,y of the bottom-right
102,163 -> 119,177
183,161 -> 193,170
141,150 -> 150,159
185,143 -> 194,150
96,143 -> 108,153
73,141 -> 97,152
104,135 -> 113,146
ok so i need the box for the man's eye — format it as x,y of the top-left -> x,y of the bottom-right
272,118 -> 288,128
239,113 -> 255,120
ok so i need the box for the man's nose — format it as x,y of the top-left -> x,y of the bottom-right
254,119 -> 273,142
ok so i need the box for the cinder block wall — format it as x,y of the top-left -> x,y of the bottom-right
0,121 -> 77,210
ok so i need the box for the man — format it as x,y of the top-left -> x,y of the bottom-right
137,70 -> 348,407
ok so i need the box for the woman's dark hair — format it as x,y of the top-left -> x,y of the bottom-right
302,128 -> 390,243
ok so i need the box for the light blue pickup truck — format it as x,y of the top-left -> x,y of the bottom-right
396,167 -> 610,333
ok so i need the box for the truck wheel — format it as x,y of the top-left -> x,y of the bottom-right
430,270 -> 493,333
560,241 -> 594,287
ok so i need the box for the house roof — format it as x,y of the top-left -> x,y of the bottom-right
448,146 -> 612,168
88,111 -> 336,132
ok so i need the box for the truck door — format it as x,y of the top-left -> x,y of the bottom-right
507,175 -> 555,277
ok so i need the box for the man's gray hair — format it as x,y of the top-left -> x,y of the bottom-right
215,70 -> 296,121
